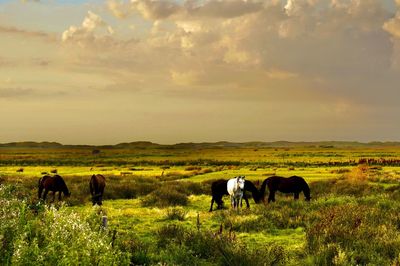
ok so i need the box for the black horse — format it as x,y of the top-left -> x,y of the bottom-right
38,175 -> 71,202
209,179 -> 260,212
259,175 -> 310,203
89,174 -> 106,205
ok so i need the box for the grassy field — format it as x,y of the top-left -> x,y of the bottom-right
1,144 -> 400,265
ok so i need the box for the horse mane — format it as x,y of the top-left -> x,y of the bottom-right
259,178 -> 268,199
90,174 -> 98,186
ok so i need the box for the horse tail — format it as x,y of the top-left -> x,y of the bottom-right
38,177 -> 43,199
89,175 -> 96,196
259,178 -> 270,200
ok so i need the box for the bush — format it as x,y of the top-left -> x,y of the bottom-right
306,204 -> 400,265
141,185 -> 188,207
166,207 -> 187,221
117,233 -> 151,265
157,224 -> 186,248
0,184 -> 130,265
185,166 -> 202,171
155,223 -> 287,265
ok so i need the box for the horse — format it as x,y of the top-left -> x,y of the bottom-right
38,175 -> 71,202
209,179 -> 261,212
227,176 -> 245,210
259,175 -> 311,203
89,174 -> 106,205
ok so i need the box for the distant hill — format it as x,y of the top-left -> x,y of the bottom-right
0,141 -> 64,148
1,141 -> 400,149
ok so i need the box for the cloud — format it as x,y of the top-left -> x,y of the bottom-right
108,0 -> 264,20
0,87 -> 34,98
185,0 -> 263,18
383,2 -> 400,69
62,11 -> 115,48
108,0 -> 131,19
57,0 -> 399,106
265,69 -> 299,80
383,10 -> 400,38
132,0 -> 181,20
0,25 -> 56,41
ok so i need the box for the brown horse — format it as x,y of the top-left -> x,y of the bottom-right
89,174 -> 106,205
38,175 -> 71,202
259,175 -> 311,203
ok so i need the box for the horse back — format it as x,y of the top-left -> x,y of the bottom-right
227,178 -> 243,197
39,175 -> 51,188
90,174 -> 106,194
278,176 -> 308,193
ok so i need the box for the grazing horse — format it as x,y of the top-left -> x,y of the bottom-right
259,175 -> 311,203
209,179 -> 261,212
227,176 -> 246,210
38,175 -> 70,202
89,174 -> 106,205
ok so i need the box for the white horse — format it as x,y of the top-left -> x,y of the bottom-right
227,176 -> 245,210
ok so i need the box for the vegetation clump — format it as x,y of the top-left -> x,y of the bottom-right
306,204 -> 400,265
0,184 -> 129,265
141,184 -> 189,207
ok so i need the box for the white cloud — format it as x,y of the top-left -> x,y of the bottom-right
56,0 -> 399,105
383,11 -> 400,38
108,0 -> 264,20
62,11 -> 115,47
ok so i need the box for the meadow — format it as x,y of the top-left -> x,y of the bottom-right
1,142 -> 400,265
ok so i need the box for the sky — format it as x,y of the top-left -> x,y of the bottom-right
1,0 -> 400,145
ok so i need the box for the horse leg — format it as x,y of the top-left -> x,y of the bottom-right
99,188 -> 104,204
209,197 -> 215,212
43,189 -> 49,201
243,194 -> 250,208
51,191 -> 55,203
303,186 -> 311,201
38,186 -> 43,200
98,195 -> 103,205
59,191 -> 62,201
294,193 -> 299,200
217,199 -> 224,209
268,191 -> 276,203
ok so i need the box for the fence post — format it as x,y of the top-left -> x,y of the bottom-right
102,215 -> 108,228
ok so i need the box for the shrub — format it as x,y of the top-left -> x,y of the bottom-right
306,204 -> 400,265
141,185 -> 188,207
155,223 -> 287,265
156,224 -> 186,248
0,184 -> 130,266
160,171 -> 191,181
166,207 -> 187,221
117,233 -> 151,266
185,166 -> 202,171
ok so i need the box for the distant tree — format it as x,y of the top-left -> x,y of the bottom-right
92,149 -> 101,155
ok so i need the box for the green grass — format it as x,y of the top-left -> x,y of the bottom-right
1,146 -> 400,265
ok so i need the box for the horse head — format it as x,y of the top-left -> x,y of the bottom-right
236,176 -> 245,190
64,190 -> 71,197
